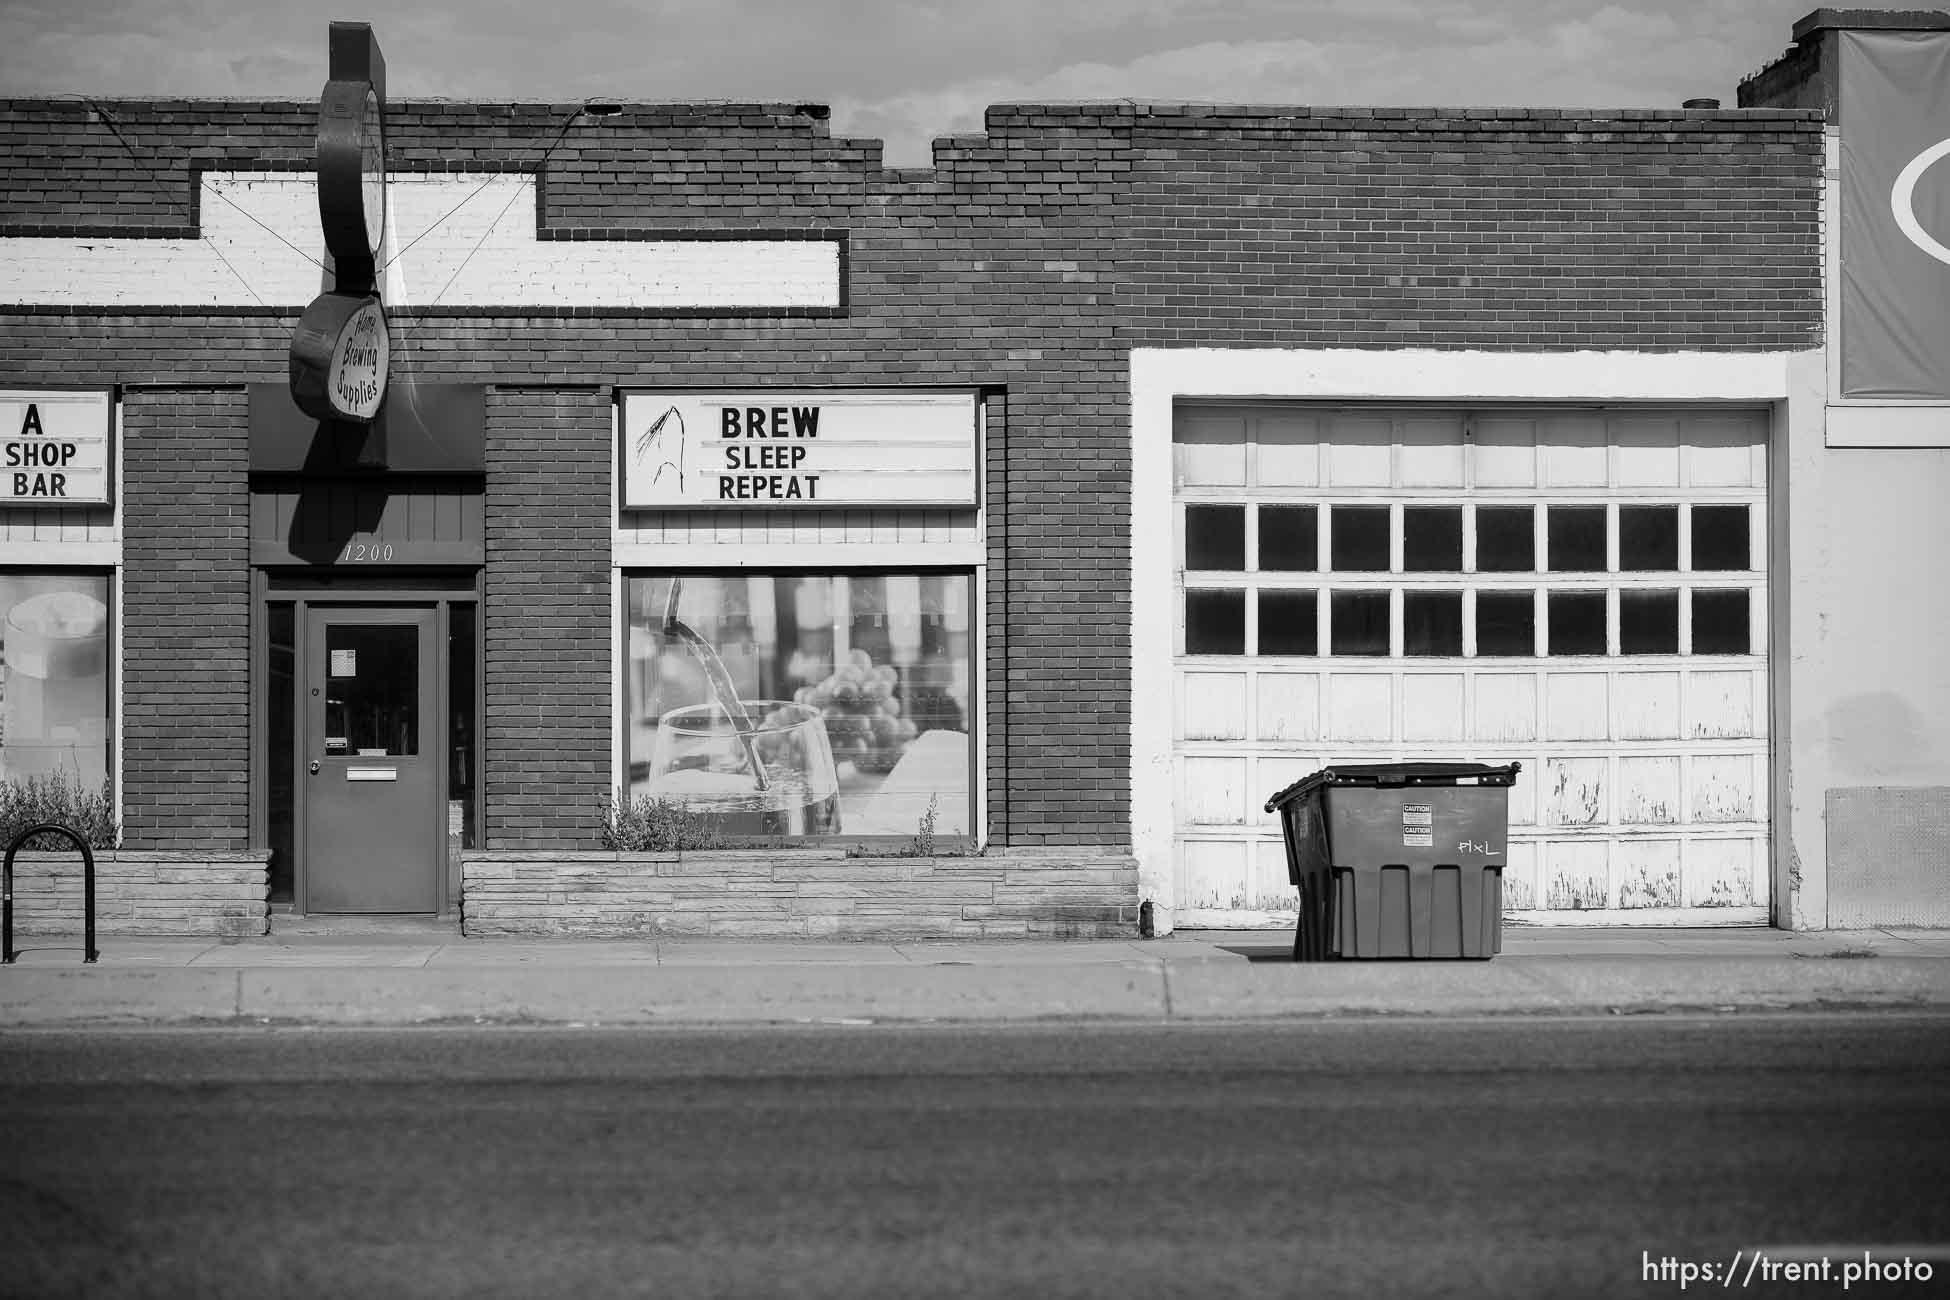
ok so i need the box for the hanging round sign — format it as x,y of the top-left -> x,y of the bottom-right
289,292 -> 389,422
317,78 -> 386,288
289,23 -> 391,426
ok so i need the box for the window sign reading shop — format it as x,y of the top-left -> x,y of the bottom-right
620,392 -> 978,508
625,573 -> 973,840
0,391 -> 112,506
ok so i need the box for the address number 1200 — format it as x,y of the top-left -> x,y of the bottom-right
338,541 -> 397,562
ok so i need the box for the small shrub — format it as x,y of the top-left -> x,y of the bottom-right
846,793 -> 952,858
0,773 -> 118,852
601,792 -> 728,853
907,792 -> 940,858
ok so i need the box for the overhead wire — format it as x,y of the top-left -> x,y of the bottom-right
384,101 -> 609,379
23,95 -> 615,348
80,97 -> 329,289
418,104 -> 602,311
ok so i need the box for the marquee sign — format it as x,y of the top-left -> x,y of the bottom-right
289,22 -> 391,424
0,390 -> 113,507
620,391 -> 979,509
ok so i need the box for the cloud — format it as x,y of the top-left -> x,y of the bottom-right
0,0 -> 1815,166
833,0 -> 1806,164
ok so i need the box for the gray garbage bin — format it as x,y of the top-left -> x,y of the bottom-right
1265,761 -> 1521,961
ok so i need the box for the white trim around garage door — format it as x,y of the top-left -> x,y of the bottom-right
1130,348 -> 1816,936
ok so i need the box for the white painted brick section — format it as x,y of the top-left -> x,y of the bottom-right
0,174 -> 841,310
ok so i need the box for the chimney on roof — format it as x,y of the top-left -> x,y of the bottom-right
1740,8 -> 1950,121
1683,98 -> 1722,108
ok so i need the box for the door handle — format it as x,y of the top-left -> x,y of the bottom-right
309,760 -> 321,776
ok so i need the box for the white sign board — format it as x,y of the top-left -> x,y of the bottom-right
0,390 -> 113,506
621,391 -> 978,509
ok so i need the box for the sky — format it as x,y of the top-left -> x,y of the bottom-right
0,0 -> 1823,166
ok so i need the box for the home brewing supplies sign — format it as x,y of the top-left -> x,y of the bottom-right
289,23 -> 390,424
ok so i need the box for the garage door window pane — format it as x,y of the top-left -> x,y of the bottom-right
1691,505 -> 1751,571
1185,505 -> 1245,570
1403,507 -> 1463,572
1258,591 -> 1317,655
1620,589 -> 1679,654
1330,590 -> 1390,656
1620,506 -> 1679,571
1403,591 -> 1463,656
1476,592 -> 1535,656
1185,590 -> 1246,654
1548,591 -> 1608,655
1330,506 -> 1390,572
1547,506 -> 1607,572
1475,506 -> 1534,572
1692,589 -> 1750,654
1258,505 -> 1318,571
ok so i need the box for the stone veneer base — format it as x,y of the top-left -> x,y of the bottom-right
461,847 -> 1141,939
4,851 -> 270,939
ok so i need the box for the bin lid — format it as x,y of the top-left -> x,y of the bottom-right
1264,760 -> 1522,812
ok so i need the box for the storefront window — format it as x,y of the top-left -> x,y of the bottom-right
0,572 -> 112,794
625,573 -> 974,840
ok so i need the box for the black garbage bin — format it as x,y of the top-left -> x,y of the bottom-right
1265,761 -> 1521,961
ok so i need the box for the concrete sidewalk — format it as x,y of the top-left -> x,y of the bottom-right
3,925 -> 1948,1027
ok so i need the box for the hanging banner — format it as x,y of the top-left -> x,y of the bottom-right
620,391 -> 978,509
1839,30 -> 1950,401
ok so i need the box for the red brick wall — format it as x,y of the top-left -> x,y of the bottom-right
1120,106 -> 1823,350
481,388 -> 611,849
0,98 -> 1826,857
119,388 -> 252,850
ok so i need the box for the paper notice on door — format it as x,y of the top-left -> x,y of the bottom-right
330,649 -> 357,677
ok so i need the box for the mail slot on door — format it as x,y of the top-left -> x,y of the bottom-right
346,767 -> 398,781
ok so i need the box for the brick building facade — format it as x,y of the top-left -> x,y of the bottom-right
5,37 -> 1868,937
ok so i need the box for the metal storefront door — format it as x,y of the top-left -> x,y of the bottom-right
302,606 -> 440,912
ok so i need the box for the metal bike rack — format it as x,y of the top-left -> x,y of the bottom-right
3,822 -> 97,964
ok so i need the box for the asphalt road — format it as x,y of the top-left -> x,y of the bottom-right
2,1015 -> 1947,1300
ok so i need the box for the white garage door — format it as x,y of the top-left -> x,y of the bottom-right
1171,404 -> 1769,928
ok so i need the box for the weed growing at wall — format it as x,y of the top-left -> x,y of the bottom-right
909,792 -> 939,858
600,792 -> 730,853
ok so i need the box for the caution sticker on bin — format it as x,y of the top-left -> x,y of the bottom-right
1402,802 -> 1433,848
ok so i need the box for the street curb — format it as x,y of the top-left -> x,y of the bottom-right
1161,958 -> 1950,1019
240,963 -> 1172,1024
0,962 -> 1175,1026
0,970 -> 244,1024
4,958 -> 1948,1026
